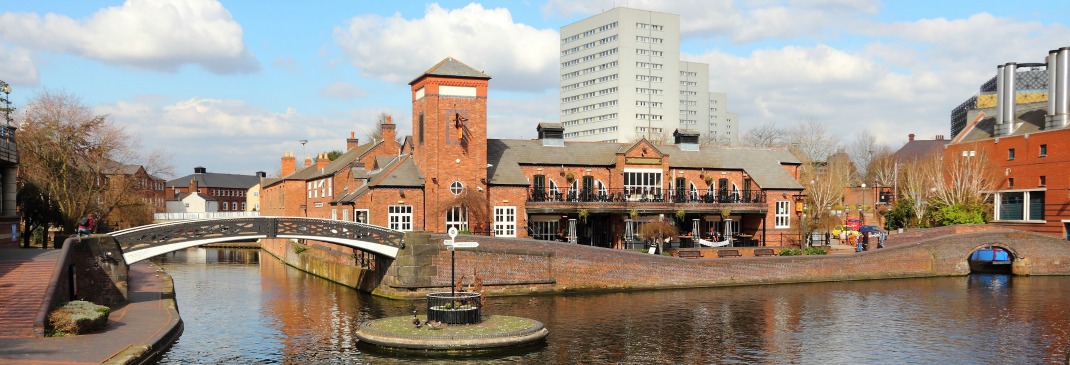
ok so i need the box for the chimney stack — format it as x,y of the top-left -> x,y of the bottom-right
346,131 -> 360,151
935,135 -> 944,140
304,154 -> 312,167
316,152 -> 330,170
381,115 -> 397,144
281,152 -> 296,176
908,133 -> 915,141
188,178 -> 199,194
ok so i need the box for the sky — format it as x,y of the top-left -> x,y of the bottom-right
1,0 -> 1067,179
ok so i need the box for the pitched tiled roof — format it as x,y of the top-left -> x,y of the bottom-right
410,57 -> 491,85
487,139 -> 803,189
892,140 -> 949,162
334,154 -> 423,203
268,138 -> 385,186
166,172 -> 260,189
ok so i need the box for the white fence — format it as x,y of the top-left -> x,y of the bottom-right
154,211 -> 261,221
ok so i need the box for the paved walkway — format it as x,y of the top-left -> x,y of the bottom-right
0,248 -> 59,339
0,246 -> 182,364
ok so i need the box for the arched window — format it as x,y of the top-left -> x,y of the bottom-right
596,179 -> 608,201
568,180 -> 579,201
689,182 -> 699,201
548,179 -> 560,201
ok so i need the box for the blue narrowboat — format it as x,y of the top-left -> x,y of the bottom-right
969,246 -> 1012,274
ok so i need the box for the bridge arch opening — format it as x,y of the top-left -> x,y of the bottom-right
967,245 -> 1015,274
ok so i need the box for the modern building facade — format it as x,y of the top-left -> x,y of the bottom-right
948,47 -> 1070,239
560,7 -> 739,144
261,58 -> 804,249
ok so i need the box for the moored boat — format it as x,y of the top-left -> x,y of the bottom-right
969,246 -> 1012,274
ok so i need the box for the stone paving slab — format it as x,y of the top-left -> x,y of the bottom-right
0,258 -> 182,364
0,250 -> 60,339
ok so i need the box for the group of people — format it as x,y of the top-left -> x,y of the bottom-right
839,230 -> 885,252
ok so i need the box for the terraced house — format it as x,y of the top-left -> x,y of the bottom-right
260,58 -> 805,248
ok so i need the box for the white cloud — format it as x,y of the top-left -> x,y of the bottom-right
334,3 -> 559,91
541,0 -> 878,41
0,46 -> 38,85
98,97 -> 353,176
320,81 -> 367,100
0,0 -> 258,73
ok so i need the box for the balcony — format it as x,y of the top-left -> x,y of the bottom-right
526,187 -> 766,210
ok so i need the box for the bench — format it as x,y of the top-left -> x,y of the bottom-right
717,249 -> 741,258
754,248 -> 776,257
677,250 -> 703,259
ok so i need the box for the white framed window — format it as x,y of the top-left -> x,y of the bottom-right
241,202 -> 246,210
354,209 -> 369,223
446,206 -> 469,232
994,190 -> 1045,222
775,201 -> 791,228
331,208 -> 338,220
232,202 -> 238,210
624,169 -> 663,201
450,181 -> 464,195
342,209 -> 349,221
388,205 -> 413,231
494,206 -> 517,237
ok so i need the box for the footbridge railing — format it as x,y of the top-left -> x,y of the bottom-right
110,216 -> 405,264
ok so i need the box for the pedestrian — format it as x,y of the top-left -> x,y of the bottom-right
877,231 -> 886,249
76,213 -> 94,237
839,230 -> 847,242
861,232 -> 870,251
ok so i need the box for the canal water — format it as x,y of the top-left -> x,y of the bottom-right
153,247 -> 1070,364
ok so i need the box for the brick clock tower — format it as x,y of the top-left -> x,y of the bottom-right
409,58 -> 491,233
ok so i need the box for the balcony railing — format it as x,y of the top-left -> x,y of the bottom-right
527,187 -> 766,205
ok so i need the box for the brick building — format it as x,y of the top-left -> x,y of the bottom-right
165,167 -> 262,213
261,58 -> 805,247
947,47 -> 1070,239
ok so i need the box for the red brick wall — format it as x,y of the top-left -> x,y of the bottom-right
946,128 -> 1070,238
372,225 -> 1070,299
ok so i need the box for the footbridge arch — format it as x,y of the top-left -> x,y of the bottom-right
110,217 -> 404,264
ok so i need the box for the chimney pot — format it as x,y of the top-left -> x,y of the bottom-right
935,135 -> 944,140
908,133 -> 915,141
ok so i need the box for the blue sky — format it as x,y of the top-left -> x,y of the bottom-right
1,0 -> 1067,178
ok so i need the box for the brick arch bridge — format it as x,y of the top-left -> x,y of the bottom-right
110,217 -> 404,264
376,225 -> 1070,299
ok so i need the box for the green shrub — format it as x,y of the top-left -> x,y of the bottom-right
884,199 -> 916,230
931,204 -> 987,226
804,247 -> 828,255
48,300 -> 110,336
779,248 -> 802,256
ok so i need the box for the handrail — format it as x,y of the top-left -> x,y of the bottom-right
526,187 -> 766,205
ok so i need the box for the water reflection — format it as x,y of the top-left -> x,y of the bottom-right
155,248 -> 1070,364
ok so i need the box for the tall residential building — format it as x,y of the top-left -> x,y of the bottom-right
560,7 -> 739,144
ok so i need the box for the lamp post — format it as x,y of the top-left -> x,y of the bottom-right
299,139 -> 308,160
2,82 -> 10,126
860,183 -> 867,224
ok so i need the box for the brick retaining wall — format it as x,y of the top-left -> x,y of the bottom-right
255,225 -> 1070,300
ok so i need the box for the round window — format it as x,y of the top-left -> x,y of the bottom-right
450,181 -> 464,195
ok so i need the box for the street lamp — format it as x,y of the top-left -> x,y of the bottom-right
299,139 -> 308,161
2,82 -> 10,126
861,183 -> 867,224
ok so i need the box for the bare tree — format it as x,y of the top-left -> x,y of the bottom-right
934,149 -> 997,207
847,131 -> 882,180
802,153 -> 851,232
740,122 -> 784,148
898,153 -> 941,224
787,120 -> 838,164
17,89 -> 171,231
